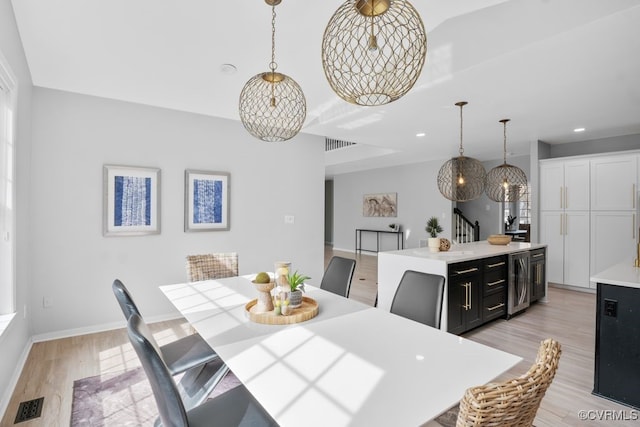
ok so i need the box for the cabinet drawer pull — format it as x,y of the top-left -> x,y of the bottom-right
487,279 -> 505,287
487,303 -> 505,311
487,262 -> 505,268
462,282 -> 471,310
455,267 -> 479,274
532,253 -> 544,258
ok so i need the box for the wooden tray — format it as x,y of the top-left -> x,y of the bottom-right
245,296 -> 318,325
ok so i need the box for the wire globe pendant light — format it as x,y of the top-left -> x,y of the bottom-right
437,102 -> 487,202
321,0 -> 427,106
485,119 -> 528,202
239,0 -> 306,142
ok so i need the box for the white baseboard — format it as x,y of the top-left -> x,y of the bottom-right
0,336 -> 33,421
31,311 -> 184,343
332,247 -> 377,257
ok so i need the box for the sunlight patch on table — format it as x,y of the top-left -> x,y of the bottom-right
316,352 -> 384,413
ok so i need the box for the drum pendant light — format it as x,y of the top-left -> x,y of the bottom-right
321,0 -> 427,106
239,0 -> 306,142
485,119 -> 528,202
437,102 -> 487,202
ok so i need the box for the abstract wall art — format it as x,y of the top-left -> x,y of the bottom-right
103,165 -> 160,236
185,170 -> 230,231
363,192 -> 397,217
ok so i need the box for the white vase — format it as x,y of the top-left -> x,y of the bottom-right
428,237 -> 441,252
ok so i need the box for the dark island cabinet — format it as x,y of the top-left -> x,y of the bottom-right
448,255 -> 508,335
447,260 -> 482,335
530,248 -> 546,302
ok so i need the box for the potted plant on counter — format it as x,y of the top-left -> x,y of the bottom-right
426,216 -> 444,253
287,270 -> 311,308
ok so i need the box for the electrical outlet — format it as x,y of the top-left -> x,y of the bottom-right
604,299 -> 617,317
284,215 -> 295,224
43,296 -> 52,308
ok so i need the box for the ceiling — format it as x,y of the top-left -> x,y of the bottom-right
11,0 -> 640,177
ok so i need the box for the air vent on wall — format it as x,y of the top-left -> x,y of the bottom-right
325,138 -> 357,152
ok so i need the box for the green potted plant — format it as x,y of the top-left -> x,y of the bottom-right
426,216 -> 443,252
287,270 -> 311,308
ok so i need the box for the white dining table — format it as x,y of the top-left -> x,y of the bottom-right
160,275 -> 522,427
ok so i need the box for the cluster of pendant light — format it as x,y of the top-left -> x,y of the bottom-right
437,102 -> 528,203
236,2 -> 525,201
239,0 -> 427,141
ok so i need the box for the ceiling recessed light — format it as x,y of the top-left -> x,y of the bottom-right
574,127 -> 586,133
220,63 -> 237,75
416,132 -> 426,137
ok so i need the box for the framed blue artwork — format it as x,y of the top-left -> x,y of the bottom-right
185,170 -> 230,232
103,165 -> 160,236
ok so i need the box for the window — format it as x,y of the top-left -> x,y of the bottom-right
503,183 -> 531,229
0,52 -> 16,316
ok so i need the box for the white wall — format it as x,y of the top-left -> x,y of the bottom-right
0,0 -> 33,415
29,87 -> 325,336
332,161 -> 453,252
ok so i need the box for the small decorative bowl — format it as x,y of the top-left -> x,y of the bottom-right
487,234 -> 512,245
251,281 -> 275,293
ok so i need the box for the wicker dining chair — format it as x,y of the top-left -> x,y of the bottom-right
186,253 -> 239,282
455,338 -> 562,427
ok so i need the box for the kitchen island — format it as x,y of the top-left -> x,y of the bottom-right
378,240 -> 547,333
590,261 -> 640,410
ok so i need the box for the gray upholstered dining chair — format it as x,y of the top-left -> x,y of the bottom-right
112,279 -> 219,376
389,270 -> 445,329
186,253 -> 239,282
320,256 -> 356,298
127,313 -> 278,427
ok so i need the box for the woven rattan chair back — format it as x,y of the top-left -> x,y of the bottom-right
186,253 -> 239,282
456,338 -> 561,427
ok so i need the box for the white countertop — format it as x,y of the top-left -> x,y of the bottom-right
590,259 -> 640,289
383,240 -> 547,264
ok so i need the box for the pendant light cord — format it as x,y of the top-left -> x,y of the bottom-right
270,2 -> 277,104
270,3 -> 277,73
458,103 -> 465,156
500,119 -> 510,164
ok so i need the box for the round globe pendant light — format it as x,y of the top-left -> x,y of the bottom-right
239,0 -> 306,142
437,102 -> 487,202
485,119 -> 528,202
321,0 -> 427,106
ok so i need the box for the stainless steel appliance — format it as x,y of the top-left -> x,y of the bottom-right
508,251 -> 530,316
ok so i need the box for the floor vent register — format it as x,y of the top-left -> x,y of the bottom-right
14,397 -> 44,424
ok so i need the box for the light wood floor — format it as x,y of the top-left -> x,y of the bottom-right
2,247 -> 636,426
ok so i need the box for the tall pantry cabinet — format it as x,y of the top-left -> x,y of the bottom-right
590,156 -> 637,283
539,153 -> 638,289
539,160 -> 590,288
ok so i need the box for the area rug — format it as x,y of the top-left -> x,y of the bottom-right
71,366 -> 457,426
70,367 -> 240,426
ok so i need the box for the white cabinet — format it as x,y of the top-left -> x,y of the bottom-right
539,158 -> 591,288
540,152 -> 640,290
540,211 -> 590,288
591,156 -> 637,211
540,160 -> 589,211
590,211 -> 637,288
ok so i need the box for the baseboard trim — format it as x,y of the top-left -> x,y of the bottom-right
332,247 -> 378,257
31,312 -> 184,343
548,282 -> 596,294
0,336 -> 33,421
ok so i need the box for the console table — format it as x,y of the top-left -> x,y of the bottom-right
355,229 -> 404,253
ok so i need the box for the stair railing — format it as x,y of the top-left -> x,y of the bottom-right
453,208 -> 480,243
